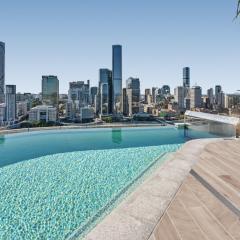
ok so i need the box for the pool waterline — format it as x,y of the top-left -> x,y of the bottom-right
0,126 -> 220,168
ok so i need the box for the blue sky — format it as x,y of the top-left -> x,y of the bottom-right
0,0 -> 239,94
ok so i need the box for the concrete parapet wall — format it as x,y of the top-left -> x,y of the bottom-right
188,122 -> 236,137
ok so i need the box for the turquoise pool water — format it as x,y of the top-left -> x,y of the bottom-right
0,127 -> 218,239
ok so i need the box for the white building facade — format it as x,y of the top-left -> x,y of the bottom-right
29,105 -> 57,122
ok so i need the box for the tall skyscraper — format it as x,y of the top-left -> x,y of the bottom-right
122,88 -> 128,116
90,86 -> 98,106
126,77 -> 140,116
207,88 -> 214,106
0,42 -> 5,103
112,45 -> 122,114
5,85 -> 16,121
190,86 -> 202,109
183,67 -> 190,88
217,91 -> 225,108
215,85 -> 222,105
215,85 -> 222,96
42,76 -> 59,108
99,69 -> 112,115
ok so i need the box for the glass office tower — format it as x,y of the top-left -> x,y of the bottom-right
90,86 -> 98,106
99,69 -> 112,115
42,75 -> 59,108
183,67 -> 190,88
126,77 -> 140,116
112,45 -> 122,114
215,85 -> 222,105
0,42 -> 5,103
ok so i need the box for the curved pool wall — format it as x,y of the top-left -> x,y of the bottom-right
0,127 -> 221,239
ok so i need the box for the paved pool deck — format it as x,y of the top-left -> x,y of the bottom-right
84,138 -> 240,240
149,138 -> 240,240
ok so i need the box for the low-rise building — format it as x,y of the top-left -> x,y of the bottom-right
29,105 -> 57,122
144,104 -> 154,114
80,107 -> 94,122
225,93 -> 240,109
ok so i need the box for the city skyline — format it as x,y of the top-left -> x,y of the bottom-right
0,0 -> 239,94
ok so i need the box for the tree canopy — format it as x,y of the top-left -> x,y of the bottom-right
237,0 -> 240,18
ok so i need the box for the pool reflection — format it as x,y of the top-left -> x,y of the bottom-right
112,129 -> 122,144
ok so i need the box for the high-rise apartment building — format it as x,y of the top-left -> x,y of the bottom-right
183,67 -> 190,88
67,80 -> 90,119
42,75 -> 59,108
126,77 -> 140,116
0,42 -> 5,103
99,69 -> 112,115
68,80 -> 90,107
215,85 -> 222,96
190,86 -> 202,109
207,88 -> 214,107
5,85 -> 16,121
112,45 -> 122,114
174,86 -> 185,110
217,91 -> 225,108
215,85 -> 222,105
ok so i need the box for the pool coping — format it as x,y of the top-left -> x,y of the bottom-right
83,138 -> 224,240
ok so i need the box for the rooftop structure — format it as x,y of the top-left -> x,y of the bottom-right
185,110 -> 240,126
185,110 -> 240,138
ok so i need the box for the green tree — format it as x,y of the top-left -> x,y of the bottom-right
237,0 -> 240,18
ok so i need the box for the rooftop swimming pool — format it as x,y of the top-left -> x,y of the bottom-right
0,127 -> 219,239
